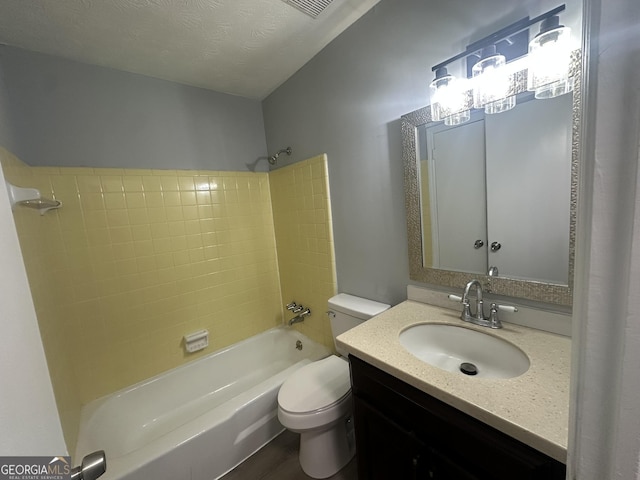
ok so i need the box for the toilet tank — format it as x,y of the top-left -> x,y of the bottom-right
328,293 -> 390,356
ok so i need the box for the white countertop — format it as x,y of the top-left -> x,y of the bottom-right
336,300 -> 571,463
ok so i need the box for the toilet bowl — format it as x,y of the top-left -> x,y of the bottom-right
278,355 -> 353,478
277,293 -> 390,479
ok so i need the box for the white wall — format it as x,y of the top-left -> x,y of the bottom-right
569,0 -> 640,478
0,168 -> 66,455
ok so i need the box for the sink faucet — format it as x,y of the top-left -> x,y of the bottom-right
462,279 -> 484,322
448,280 -> 517,329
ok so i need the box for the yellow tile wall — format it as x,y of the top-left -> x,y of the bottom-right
0,149 -> 84,453
269,154 -> 337,350
1,147 -> 284,453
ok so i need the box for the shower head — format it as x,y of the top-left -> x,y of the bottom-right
268,147 -> 292,165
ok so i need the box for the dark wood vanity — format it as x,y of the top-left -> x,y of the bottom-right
350,355 -> 566,480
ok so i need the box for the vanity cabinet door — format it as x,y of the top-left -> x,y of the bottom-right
354,395 -> 483,480
427,446 -> 482,480
353,396 -> 429,480
350,355 -> 566,480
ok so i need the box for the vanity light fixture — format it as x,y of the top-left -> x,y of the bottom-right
444,109 -> 471,126
428,4 -> 573,124
527,15 -> 574,99
429,67 -> 471,126
471,45 -> 516,114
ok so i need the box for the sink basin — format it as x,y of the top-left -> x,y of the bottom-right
399,323 -> 530,379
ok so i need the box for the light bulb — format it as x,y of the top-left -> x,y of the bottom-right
528,16 -> 574,99
472,46 -> 516,114
429,68 -> 470,124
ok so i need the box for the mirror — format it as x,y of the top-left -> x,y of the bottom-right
402,53 -> 580,306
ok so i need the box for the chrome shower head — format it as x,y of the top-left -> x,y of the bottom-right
268,146 -> 292,165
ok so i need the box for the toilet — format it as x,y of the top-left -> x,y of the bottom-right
277,293 -> 390,478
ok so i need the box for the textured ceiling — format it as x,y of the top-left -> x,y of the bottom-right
0,0 -> 380,99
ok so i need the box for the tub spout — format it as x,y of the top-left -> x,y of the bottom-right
288,308 -> 310,325
71,450 -> 106,480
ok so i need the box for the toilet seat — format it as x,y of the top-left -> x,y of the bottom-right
279,355 -> 350,414
278,355 -> 352,431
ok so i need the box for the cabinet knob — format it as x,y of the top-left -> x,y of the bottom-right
490,241 -> 502,252
474,239 -> 484,249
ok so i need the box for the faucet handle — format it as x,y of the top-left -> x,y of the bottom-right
449,294 -> 473,322
488,303 -> 518,328
494,304 -> 518,314
286,302 -> 298,311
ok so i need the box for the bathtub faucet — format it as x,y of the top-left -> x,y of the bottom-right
71,450 -> 106,480
289,308 -> 311,326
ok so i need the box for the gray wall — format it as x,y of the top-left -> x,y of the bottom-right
0,45 -> 269,172
262,0 -> 581,306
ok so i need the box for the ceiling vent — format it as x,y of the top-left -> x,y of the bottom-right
283,0 -> 335,18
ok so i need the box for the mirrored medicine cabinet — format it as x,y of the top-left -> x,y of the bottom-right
402,53 -> 581,306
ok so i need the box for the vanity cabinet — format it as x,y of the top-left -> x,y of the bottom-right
349,356 -> 566,480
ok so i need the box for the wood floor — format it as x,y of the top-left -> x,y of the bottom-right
221,430 -> 358,480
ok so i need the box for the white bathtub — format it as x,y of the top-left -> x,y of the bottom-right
75,327 -> 330,480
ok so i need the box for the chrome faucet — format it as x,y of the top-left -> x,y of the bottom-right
289,308 -> 311,326
71,451 -> 106,480
462,279 -> 485,323
448,280 -> 517,329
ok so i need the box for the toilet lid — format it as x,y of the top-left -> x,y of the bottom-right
278,355 -> 351,414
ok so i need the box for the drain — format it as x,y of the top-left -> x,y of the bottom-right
295,340 -> 303,351
460,362 -> 478,376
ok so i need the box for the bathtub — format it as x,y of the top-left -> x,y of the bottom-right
75,327 -> 330,480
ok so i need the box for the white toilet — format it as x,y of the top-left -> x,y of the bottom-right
277,293 -> 390,478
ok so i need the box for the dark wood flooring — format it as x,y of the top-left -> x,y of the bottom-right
221,430 -> 358,480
